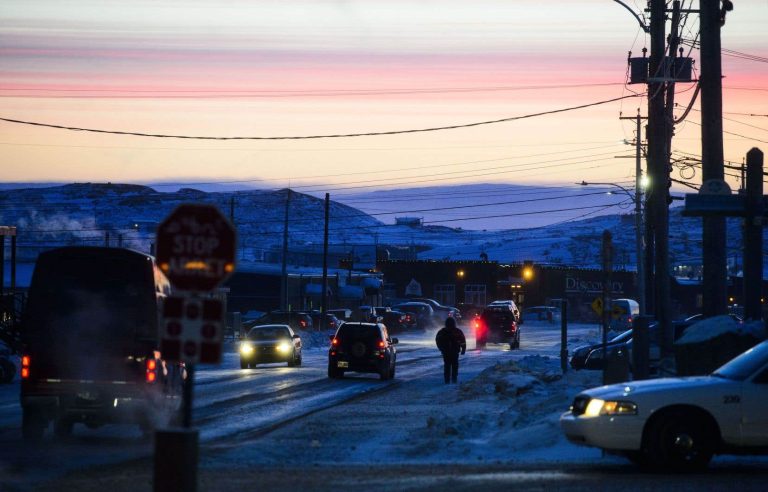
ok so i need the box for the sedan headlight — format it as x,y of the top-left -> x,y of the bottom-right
583,398 -> 638,417
240,343 -> 255,355
276,342 -> 292,353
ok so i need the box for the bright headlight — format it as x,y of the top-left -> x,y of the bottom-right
584,398 -> 637,417
240,343 -> 254,355
276,342 -> 291,353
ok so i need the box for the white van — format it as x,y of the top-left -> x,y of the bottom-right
609,298 -> 640,331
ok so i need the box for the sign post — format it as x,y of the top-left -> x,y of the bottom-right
153,204 -> 236,492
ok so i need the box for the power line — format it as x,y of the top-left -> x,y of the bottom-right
0,95 -> 640,140
0,82 -> 626,98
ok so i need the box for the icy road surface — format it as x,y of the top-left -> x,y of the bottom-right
13,322 -> 765,491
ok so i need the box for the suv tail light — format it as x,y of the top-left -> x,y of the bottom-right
21,355 -> 30,379
300,319 -> 307,328
146,358 -> 157,383
331,338 -> 339,346
510,322 -> 517,332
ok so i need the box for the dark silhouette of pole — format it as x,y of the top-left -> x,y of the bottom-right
700,0 -> 728,317
281,189 -> 291,311
321,193 -> 330,329
744,148 -> 764,321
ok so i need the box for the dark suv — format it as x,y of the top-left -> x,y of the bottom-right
328,322 -> 398,380
475,304 -> 521,349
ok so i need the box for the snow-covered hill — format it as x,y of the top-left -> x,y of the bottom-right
0,182 -> 758,279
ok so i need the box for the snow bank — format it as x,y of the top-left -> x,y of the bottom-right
295,329 -> 334,350
676,315 -> 766,345
459,355 -> 561,399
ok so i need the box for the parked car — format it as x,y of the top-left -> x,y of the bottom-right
379,309 -> 408,333
239,324 -> 302,368
306,311 -> 342,331
249,311 -> 313,331
327,322 -> 398,380
608,298 -> 640,332
560,340 -> 768,471
391,302 -> 436,330
408,298 -> 462,322
20,247 -> 183,439
570,329 -> 635,370
521,306 -> 560,324
475,303 -> 521,349
327,308 -> 352,322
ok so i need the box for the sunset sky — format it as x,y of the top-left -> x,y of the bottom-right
1,0 -> 767,196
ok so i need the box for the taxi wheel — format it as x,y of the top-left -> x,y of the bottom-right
648,411 -> 714,471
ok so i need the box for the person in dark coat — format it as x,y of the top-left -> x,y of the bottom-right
435,317 -> 466,384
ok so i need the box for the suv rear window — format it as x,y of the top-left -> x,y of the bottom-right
337,324 -> 381,340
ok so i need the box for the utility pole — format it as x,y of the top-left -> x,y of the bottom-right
743,148 -> 764,321
280,189 -> 291,311
700,0 -> 728,317
321,193 -> 330,329
646,0 -> 666,335
620,109 -> 647,315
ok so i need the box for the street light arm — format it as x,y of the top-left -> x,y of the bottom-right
612,0 -> 650,33
577,181 -> 635,200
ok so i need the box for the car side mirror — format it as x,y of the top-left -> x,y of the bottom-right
391,337 -> 399,345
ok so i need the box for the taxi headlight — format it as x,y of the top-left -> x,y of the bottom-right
584,398 -> 638,417
276,342 -> 292,353
240,343 -> 255,355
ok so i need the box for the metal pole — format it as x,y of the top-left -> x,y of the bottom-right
182,363 -> 195,428
601,230 -> 613,386
700,0 -> 728,317
621,110 -> 647,315
321,193 -> 330,330
560,300 -> 568,374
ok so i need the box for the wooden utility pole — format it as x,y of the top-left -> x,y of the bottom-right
646,0 -> 666,332
619,110 -> 647,315
744,148 -> 764,321
280,189 -> 291,311
321,193 -> 330,328
700,0 -> 728,317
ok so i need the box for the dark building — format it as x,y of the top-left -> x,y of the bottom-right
376,260 -> 637,322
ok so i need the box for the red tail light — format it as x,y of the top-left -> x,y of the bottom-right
21,355 -> 30,379
331,338 -> 339,346
378,341 -> 385,348
146,358 -> 157,383
627,317 -> 633,324
300,320 -> 307,328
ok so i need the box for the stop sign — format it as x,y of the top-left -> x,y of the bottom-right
156,204 -> 236,291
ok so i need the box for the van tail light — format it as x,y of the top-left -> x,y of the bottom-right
146,358 -> 157,383
21,355 -> 30,379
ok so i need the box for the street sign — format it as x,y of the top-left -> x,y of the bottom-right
161,295 -> 224,364
591,297 -> 603,316
683,194 -> 747,217
156,204 -> 236,292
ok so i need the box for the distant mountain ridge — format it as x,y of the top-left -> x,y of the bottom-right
0,182 -> 756,275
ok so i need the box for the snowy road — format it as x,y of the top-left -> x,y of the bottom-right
6,324 -> 724,490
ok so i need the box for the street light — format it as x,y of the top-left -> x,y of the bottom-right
578,180 -> 646,315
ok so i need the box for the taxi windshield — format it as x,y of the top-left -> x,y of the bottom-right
712,341 -> 768,381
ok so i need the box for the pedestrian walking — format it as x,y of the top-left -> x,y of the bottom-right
435,317 -> 466,384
